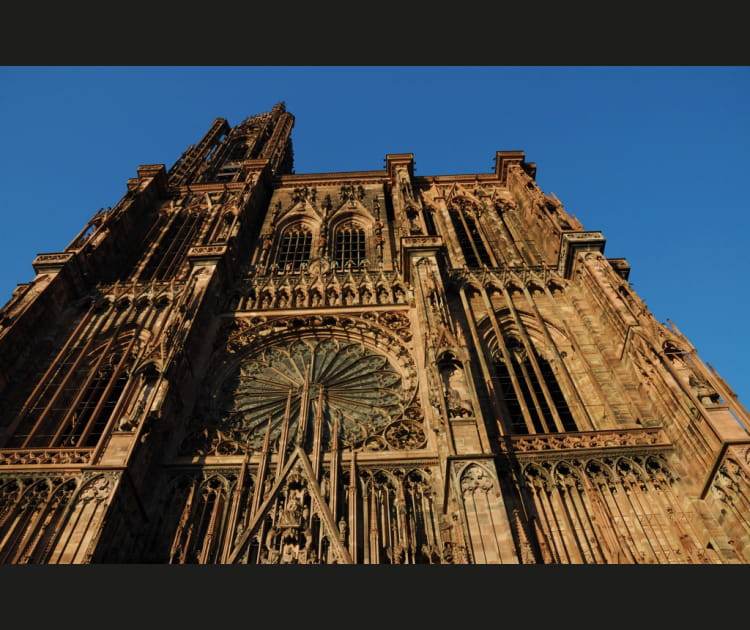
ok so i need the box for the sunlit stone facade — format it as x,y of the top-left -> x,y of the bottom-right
1,103 -> 748,564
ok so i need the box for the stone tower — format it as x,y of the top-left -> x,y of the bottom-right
0,103 -> 748,564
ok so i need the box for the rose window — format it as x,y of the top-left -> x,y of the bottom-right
218,338 -> 404,449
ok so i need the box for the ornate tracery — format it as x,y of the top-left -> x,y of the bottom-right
0,474 -> 78,564
217,338 -> 404,451
485,316 -> 577,435
275,224 -> 313,271
332,222 -> 367,270
180,312 -> 422,458
447,198 -> 493,268
3,329 -> 137,449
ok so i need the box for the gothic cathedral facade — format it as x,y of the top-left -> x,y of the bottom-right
1,103 -> 748,564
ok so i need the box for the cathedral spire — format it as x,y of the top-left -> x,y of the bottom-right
167,103 -> 294,187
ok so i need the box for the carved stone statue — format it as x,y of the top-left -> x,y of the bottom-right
441,362 -> 474,418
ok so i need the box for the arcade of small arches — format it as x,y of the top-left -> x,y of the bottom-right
519,454 -> 675,492
230,269 -> 411,311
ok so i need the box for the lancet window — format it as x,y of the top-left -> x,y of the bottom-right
136,210 -> 205,282
332,224 -> 366,269
276,225 -> 312,271
3,332 -> 135,449
448,203 -> 492,268
492,336 -> 576,435
166,474 -> 235,564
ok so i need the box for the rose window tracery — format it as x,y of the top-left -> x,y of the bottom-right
215,338 -> 406,450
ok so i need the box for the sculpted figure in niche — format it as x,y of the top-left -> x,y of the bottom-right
259,235 -> 273,264
317,226 -> 327,255
280,536 -> 299,564
327,289 -> 340,306
440,359 -> 474,418
279,494 -> 303,528
406,207 -> 422,234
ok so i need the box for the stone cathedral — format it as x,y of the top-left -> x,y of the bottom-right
0,102 -> 748,565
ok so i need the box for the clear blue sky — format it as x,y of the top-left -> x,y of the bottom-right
1,66 -> 748,406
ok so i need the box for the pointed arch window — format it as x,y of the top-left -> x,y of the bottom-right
4,332 -> 135,449
448,203 -> 492,267
136,210 -> 205,282
333,225 -> 366,269
493,338 -> 576,435
276,225 -> 312,271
